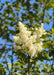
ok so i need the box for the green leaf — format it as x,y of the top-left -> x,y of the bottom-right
51,3 -> 54,7
44,54 -> 50,60
43,19 -> 50,23
36,39 -> 40,43
6,1 -> 9,5
52,29 -> 54,36
7,63 -> 11,69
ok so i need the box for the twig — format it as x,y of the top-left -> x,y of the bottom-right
28,55 -> 30,75
11,41 -> 14,75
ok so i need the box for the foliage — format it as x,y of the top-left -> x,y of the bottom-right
0,0 -> 54,75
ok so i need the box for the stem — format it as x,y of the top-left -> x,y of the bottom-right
11,41 -> 14,74
28,55 -> 30,75
2,71 -> 4,75
34,61 -> 36,74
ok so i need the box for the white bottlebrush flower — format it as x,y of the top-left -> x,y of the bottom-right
25,39 -> 32,48
20,35 -> 28,43
18,21 -> 27,32
26,31 -> 31,36
14,45 -> 21,51
13,36 -> 19,43
37,43 -> 42,51
38,23 -> 45,37
13,36 -> 17,42
13,36 -> 22,44
13,21 -> 45,57
28,45 -> 36,57
22,44 -> 26,49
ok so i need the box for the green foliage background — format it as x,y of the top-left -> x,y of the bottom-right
0,0 -> 54,75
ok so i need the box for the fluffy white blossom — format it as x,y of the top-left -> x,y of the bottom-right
13,21 -> 46,57
14,45 -> 21,50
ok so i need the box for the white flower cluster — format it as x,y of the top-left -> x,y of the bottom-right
13,21 -> 45,57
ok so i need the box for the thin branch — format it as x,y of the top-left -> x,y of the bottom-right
11,41 -> 14,74
28,55 -> 30,75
